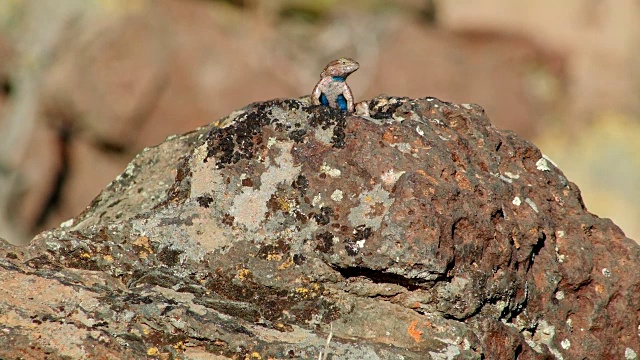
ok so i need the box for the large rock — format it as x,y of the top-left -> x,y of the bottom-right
0,97 -> 638,359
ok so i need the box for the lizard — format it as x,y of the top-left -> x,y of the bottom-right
311,58 -> 360,113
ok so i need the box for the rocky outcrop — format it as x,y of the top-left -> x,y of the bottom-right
0,97 -> 638,359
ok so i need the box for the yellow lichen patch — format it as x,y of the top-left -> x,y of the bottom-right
250,352 -> 262,359
237,268 -> 251,280
266,253 -> 283,262
80,252 -> 92,259
147,347 -> 159,356
173,341 -> 186,351
278,257 -> 294,270
308,282 -> 320,294
276,196 -> 293,213
295,287 -> 309,297
102,254 -> 114,263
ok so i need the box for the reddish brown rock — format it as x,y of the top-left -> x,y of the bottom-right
0,97 -> 638,359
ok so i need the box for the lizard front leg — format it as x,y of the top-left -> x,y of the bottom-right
311,79 -> 325,106
342,84 -> 355,112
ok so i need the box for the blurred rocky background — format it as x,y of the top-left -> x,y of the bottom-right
0,0 -> 638,245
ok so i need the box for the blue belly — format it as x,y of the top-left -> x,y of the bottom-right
320,93 -> 348,111
320,93 -> 329,106
336,94 -> 347,111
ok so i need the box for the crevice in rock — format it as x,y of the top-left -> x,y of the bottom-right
527,230 -> 546,271
331,265 -> 432,291
514,343 -> 523,358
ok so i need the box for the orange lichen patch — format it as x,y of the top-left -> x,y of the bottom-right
382,129 -> 402,144
132,236 -> 153,258
213,339 -> 227,347
407,320 -> 423,343
454,171 -> 472,191
512,236 -> 521,250
595,284 -> 604,294
416,169 -> 439,187
409,302 -> 421,309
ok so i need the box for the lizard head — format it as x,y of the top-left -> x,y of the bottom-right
320,58 -> 360,78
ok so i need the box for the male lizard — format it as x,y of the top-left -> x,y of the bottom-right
311,58 -> 360,112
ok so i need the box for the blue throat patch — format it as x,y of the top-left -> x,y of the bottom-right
332,76 -> 346,82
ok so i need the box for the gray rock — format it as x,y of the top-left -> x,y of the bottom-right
0,96 -> 638,359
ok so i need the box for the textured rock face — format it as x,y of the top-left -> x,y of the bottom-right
0,97 -> 638,359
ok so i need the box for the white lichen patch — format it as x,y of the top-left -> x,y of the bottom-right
525,198 -> 539,213
429,344 -> 461,360
392,113 -> 408,122
561,339 -> 570,350
430,337 -> 462,360
391,142 -> 412,154
492,172 -> 513,183
512,197 -> 522,206
602,268 -> 611,277
189,143 -> 226,199
267,137 -> 277,148
320,162 -> 341,178
536,157 -> 551,171
331,189 -> 343,202
230,142 -> 301,231
504,171 -> 520,179
527,320 -> 564,360
556,291 -> 565,300
555,246 -> 565,263
312,194 -> 323,208
626,348 -> 638,360
314,126 -> 335,145
381,169 -> 406,186
416,126 -> 425,137
347,184 -> 394,230
60,218 -> 74,228
184,210 -> 238,255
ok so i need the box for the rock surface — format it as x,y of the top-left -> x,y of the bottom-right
1,97 -> 638,359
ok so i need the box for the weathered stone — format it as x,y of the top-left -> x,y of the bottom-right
0,97 -> 638,359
